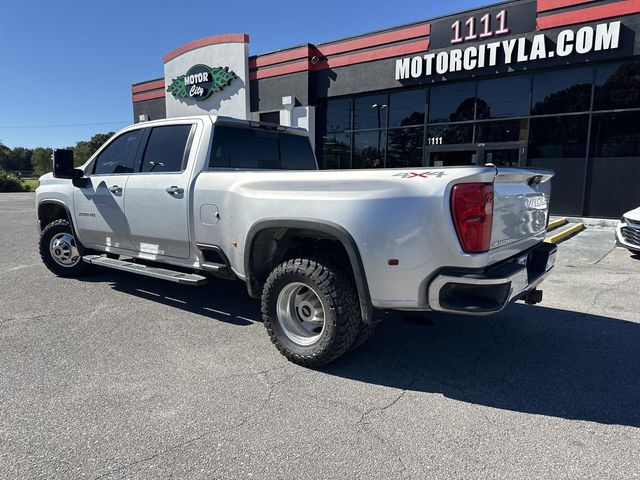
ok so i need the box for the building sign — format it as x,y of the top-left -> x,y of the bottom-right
167,64 -> 238,101
429,1 -> 537,49
395,21 -> 621,80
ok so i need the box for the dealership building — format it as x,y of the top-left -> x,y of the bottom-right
131,0 -> 640,218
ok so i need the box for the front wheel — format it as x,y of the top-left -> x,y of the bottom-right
261,258 -> 362,367
39,219 -> 93,277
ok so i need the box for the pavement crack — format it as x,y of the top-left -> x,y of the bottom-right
91,431 -> 210,480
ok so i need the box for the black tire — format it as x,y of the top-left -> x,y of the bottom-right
39,219 -> 93,277
350,322 -> 377,351
261,258 -> 361,367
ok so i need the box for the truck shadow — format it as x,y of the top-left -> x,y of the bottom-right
327,304 -> 640,429
84,268 -> 262,327
82,269 -> 640,428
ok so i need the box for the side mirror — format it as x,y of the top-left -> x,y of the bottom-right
52,149 -> 86,187
52,149 -> 75,179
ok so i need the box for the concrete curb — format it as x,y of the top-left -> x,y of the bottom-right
545,223 -> 585,244
562,216 -> 619,228
547,217 -> 568,231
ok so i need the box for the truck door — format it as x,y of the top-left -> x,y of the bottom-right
124,122 -> 196,259
73,129 -> 144,251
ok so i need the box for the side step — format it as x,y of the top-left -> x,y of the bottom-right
83,255 -> 208,286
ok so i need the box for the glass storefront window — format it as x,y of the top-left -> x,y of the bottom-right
590,111 -> 640,157
353,130 -> 386,168
321,132 -> 351,169
475,119 -> 528,143
388,89 -> 426,127
594,61 -> 640,111
528,115 -> 589,216
528,115 -> 588,158
387,127 -> 424,168
325,98 -> 352,133
354,93 -> 388,130
426,124 -> 473,145
531,66 -> 593,115
587,111 -> 640,216
428,82 -> 476,123
476,75 -> 531,119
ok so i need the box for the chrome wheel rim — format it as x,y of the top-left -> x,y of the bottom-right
276,282 -> 326,346
49,233 -> 80,267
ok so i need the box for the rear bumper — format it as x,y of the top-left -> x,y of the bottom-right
427,242 -> 557,315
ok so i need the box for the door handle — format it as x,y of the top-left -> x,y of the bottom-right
109,185 -> 122,195
166,186 -> 184,195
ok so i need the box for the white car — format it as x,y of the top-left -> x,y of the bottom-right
616,207 -> 640,253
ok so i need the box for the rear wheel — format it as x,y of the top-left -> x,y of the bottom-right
39,219 -> 93,277
261,258 -> 361,367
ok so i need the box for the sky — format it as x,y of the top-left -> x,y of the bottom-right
0,0 -> 488,149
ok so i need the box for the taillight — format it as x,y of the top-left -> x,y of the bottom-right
450,183 -> 494,253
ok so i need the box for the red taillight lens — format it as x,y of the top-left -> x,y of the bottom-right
451,183 -> 494,253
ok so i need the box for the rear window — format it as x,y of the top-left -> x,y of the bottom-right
209,125 -> 316,170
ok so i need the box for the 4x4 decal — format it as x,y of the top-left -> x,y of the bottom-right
393,171 -> 447,179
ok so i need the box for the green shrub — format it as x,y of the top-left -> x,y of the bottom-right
0,170 -> 30,192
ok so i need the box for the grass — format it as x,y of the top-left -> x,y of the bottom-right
22,178 -> 39,191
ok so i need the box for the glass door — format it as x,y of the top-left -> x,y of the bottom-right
428,143 -> 526,167
430,150 -> 478,167
484,148 -> 522,167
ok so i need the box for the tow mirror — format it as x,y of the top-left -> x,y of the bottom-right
52,149 -> 86,187
52,149 -> 75,179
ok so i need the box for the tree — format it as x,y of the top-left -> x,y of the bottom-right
12,147 -> 33,172
73,131 -> 114,166
32,148 -> 53,176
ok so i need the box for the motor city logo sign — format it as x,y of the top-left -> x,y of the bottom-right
167,64 -> 238,101
395,21 -> 621,80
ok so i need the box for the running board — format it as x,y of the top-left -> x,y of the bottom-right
83,255 -> 208,286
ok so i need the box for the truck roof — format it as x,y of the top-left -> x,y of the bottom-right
125,115 -> 309,137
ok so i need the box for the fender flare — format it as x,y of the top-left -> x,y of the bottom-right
37,200 -> 86,254
244,219 -> 375,324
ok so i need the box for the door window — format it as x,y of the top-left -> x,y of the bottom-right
140,125 -> 193,173
93,130 -> 143,175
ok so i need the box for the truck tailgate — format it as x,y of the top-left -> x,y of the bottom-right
490,168 -> 554,250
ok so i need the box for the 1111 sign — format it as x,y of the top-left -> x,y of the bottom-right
451,9 -> 509,44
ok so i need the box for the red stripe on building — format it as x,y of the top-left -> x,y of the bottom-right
163,33 -> 249,63
318,23 -> 430,56
132,89 -> 165,103
313,39 -> 430,70
250,39 -> 430,80
249,46 -> 311,69
250,23 -> 430,70
249,60 -> 309,80
131,79 -> 165,94
537,0 -> 595,13
538,0 -> 640,28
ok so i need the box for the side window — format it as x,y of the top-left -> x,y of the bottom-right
279,133 -> 316,170
93,130 -> 142,175
140,125 -> 193,173
210,126 -> 279,169
209,126 -> 316,170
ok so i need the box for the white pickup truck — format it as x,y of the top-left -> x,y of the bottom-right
36,115 -> 556,366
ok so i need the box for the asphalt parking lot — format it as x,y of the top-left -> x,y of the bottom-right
1,192 -> 639,479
